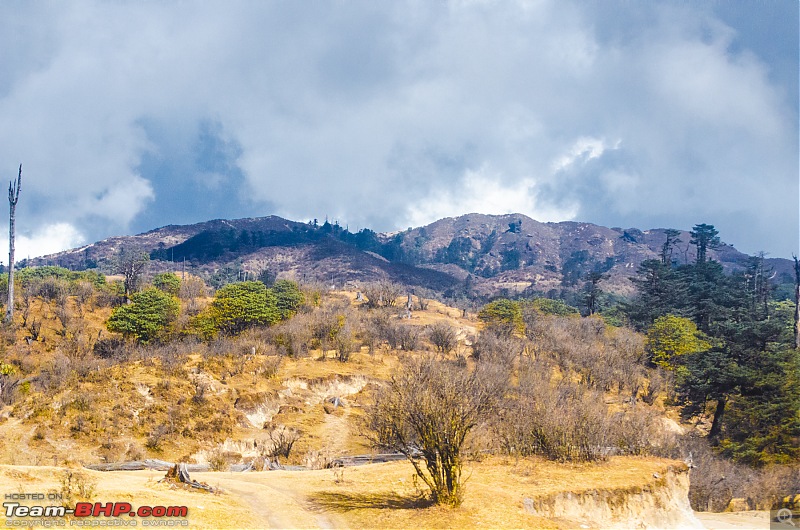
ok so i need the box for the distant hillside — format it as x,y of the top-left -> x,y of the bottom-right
30,213 -> 794,299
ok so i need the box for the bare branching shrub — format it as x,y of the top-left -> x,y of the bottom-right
114,248 -> 149,296
269,315 -> 312,358
303,448 -> 336,470
360,310 -> 398,350
416,296 -> 430,311
54,303 -> 72,337
73,280 -> 95,315
257,355 -> 281,379
333,321 -> 355,362
192,383 -> 208,405
126,443 -> 145,461
205,336 -> 235,357
745,465 -> 800,510
309,304 -> 349,353
427,321 -> 457,353
609,407 -> 674,456
92,336 -> 128,360
472,330 -> 523,365
528,316 -> 649,397
608,327 -> 647,395
27,318 -> 41,342
642,367 -> 674,405
94,283 -> 125,308
36,353 -> 71,391
179,277 -> 207,315
0,372 -> 21,406
684,437 -> 753,512
33,425 -> 48,441
97,437 -> 128,463
18,280 -> 39,327
37,277 -> 68,304
356,313 -> 379,354
146,425 -> 168,452
150,342 -> 190,377
300,282 -> 327,311
493,361 -> 610,462
58,469 -> 96,506
265,424 -> 301,459
362,281 -> 402,309
365,357 -> 507,506
667,436 -> 799,512
208,449 -> 229,471
395,324 -> 422,351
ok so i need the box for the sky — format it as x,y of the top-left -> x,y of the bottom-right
0,0 -> 797,259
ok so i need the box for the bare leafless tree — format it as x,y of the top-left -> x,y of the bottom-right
5,164 -> 21,323
362,281 -> 402,309
114,248 -> 149,298
365,357 -> 507,506
266,423 -> 301,458
794,255 -> 799,349
178,276 -> 207,314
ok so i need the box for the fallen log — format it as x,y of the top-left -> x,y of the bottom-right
85,452 -> 408,474
331,452 -> 407,467
85,459 -> 210,472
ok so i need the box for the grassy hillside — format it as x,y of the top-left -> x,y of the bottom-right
0,267 -> 796,522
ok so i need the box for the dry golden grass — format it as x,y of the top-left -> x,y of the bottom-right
0,456 -> 683,529
195,455 -> 677,529
0,465 -> 260,529
0,288 -> 689,529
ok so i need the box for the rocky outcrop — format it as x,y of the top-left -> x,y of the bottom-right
523,464 -> 702,529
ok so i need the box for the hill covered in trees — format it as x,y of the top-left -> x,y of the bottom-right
0,218 -> 797,523
29,214 -> 795,303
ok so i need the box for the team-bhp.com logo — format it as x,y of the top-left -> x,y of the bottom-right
4,501 -> 189,527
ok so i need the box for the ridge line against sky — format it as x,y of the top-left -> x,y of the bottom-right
1,0 -> 797,259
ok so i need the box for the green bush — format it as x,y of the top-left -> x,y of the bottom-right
193,281 -> 280,338
106,288 -> 179,343
272,280 -> 304,320
478,299 -> 523,335
646,314 -> 709,371
528,298 -> 579,317
153,272 -> 181,296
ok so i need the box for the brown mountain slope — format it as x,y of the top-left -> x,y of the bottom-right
30,213 -> 793,297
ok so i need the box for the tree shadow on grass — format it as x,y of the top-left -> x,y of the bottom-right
309,491 -> 434,513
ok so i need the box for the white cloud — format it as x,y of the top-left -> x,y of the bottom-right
407,165 -> 578,228
0,1 -> 795,256
0,223 -> 85,261
551,137 -> 615,172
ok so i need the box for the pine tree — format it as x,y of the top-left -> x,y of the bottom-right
660,228 -> 682,265
583,271 -> 606,316
690,223 -> 721,264
623,259 -> 688,330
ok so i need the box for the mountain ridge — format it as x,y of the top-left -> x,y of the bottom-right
29,213 -> 795,299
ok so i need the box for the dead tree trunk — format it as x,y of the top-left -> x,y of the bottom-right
794,255 -> 800,349
164,463 -> 218,492
5,165 -> 21,324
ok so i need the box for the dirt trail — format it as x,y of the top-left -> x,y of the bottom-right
695,510 -> 770,529
0,418 -> 39,465
195,472 -> 340,529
